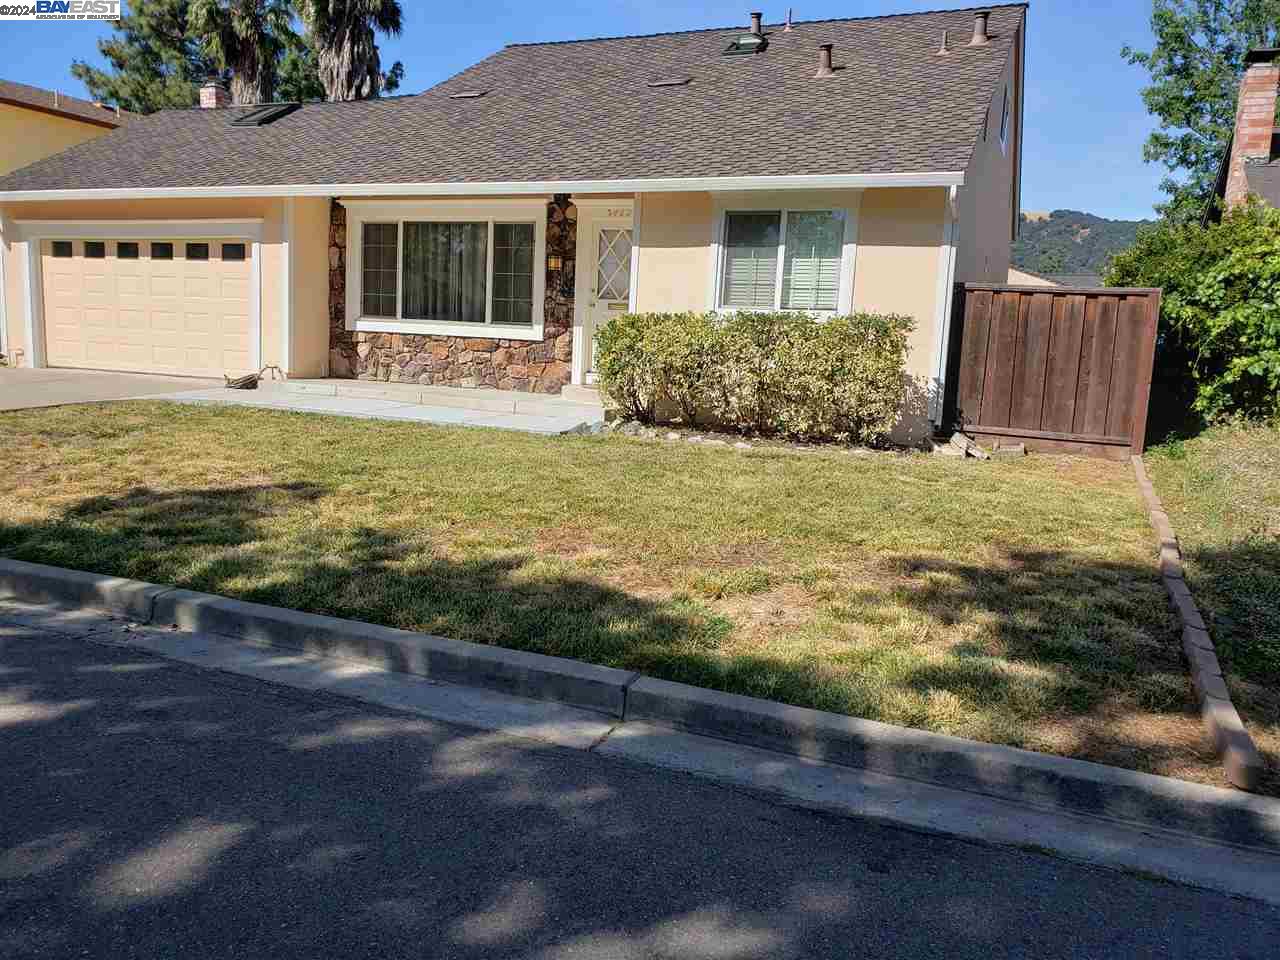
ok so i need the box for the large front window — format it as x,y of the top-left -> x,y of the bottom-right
719,209 -> 845,312
351,205 -> 543,334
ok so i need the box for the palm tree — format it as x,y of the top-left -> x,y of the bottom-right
293,0 -> 403,102
189,0 -> 296,105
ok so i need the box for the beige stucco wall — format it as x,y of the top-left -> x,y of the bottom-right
0,196 -> 332,376
290,197 -> 332,377
0,103 -> 117,178
955,38 -> 1020,284
633,191 -> 714,313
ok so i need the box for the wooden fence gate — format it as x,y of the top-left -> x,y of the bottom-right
944,283 -> 1162,458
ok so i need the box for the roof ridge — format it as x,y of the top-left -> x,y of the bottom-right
504,2 -> 1027,48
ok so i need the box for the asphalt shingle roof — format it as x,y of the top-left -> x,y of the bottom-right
0,78 -> 130,128
0,4 -> 1024,193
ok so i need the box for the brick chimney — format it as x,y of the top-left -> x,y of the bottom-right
1225,49 -> 1280,209
199,77 -> 231,110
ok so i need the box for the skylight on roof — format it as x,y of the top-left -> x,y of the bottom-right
449,90 -> 488,99
723,33 -> 767,56
230,102 -> 300,127
647,77 -> 692,87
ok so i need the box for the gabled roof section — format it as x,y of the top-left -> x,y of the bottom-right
0,78 -> 131,128
0,4 -> 1024,196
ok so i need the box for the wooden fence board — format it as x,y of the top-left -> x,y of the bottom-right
949,284 -> 1161,456
1041,294 -> 1085,433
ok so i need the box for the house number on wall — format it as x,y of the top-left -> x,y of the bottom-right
606,208 -> 630,219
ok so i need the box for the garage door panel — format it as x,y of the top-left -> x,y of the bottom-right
42,238 -> 254,378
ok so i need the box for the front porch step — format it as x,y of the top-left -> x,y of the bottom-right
560,384 -> 602,405
272,379 -> 605,420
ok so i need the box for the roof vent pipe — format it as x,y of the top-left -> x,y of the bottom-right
750,11 -> 763,35
969,10 -> 991,45
938,29 -> 949,55
784,8 -> 793,32
815,43 -> 834,78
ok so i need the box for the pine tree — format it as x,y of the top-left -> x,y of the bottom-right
71,0 -> 215,113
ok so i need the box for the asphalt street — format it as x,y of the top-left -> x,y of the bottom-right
2,620 -> 1277,959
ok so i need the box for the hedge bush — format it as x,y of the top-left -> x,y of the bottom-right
595,310 -> 913,444
1106,200 -> 1280,422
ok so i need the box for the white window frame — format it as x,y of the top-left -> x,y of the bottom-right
999,86 -> 1010,156
342,198 -> 548,341
707,192 -> 859,315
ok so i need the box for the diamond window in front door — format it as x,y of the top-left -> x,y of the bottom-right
596,228 -> 632,301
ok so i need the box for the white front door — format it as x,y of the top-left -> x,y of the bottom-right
584,223 -> 632,381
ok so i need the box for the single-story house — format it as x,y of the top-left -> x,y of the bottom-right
0,3 -> 1025,437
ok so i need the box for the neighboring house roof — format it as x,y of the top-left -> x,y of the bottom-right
0,78 -> 130,128
1044,273 -> 1103,288
0,3 -> 1025,195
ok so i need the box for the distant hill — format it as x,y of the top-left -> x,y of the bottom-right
1011,210 -> 1152,277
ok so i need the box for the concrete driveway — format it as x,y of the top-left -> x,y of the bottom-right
0,367 -> 220,411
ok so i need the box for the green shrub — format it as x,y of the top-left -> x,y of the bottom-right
593,311 -> 658,422
1106,201 -> 1280,421
595,310 -> 912,444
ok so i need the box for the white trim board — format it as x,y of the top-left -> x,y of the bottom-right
0,215 -> 8,360
281,199 -> 295,373
1,171 -> 966,203
928,186 -> 961,423
11,219 -> 265,242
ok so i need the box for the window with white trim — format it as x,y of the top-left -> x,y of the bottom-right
718,209 -> 846,311
358,217 -> 538,328
999,86 -> 1010,155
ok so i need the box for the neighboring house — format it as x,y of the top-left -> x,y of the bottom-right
0,4 -> 1025,439
1007,267 -> 1056,286
1215,47 -> 1280,214
0,79 -> 128,361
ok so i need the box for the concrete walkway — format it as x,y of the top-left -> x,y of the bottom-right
0,367 -> 220,411
151,380 -> 606,435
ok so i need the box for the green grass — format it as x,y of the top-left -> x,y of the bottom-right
0,401 -> 1227,784
1145,421 -> 1280,776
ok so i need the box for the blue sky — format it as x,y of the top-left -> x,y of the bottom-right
2,1 -> 1164,220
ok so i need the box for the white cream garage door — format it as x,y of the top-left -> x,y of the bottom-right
41,238 -> 254,377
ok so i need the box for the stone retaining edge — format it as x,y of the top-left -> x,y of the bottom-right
2,554 -> 1278,849
1131,455 -> 1266,791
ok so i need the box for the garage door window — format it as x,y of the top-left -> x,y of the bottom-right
186,243 -> 209,261
117,242 -> 139,259
151,242 -> 174,260
84,241 -> 106,259
221,243 -> 246,261
52,241 -> 72,258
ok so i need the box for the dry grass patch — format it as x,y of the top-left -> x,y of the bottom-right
0,401 -> 1240,787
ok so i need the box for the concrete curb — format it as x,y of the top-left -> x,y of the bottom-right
2,555 -> 1278,850
1131,455 -> 1266,791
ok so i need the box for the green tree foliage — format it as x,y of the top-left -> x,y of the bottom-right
188,0 -> 295,105
1123,0 -> 1280,222
1106,201 -> 1280,420
293,0 -> 404,101
71,0 -> 215,113
1012,211 -> 1152,276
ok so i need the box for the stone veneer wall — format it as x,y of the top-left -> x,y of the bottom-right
329,196 -> 577,394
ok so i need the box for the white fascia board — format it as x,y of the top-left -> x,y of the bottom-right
0,171 -> 965,203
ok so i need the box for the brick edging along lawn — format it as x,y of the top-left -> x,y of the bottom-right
1132,456 -> 1264,790
0,400 -> 1244,789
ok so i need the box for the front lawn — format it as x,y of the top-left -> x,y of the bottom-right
0,402 -> 1237,787
1145,422 -> 1280,783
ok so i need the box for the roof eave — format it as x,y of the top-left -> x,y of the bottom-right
0,171 -> 966,203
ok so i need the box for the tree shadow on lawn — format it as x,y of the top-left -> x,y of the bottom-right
0,482 -> 1272,790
